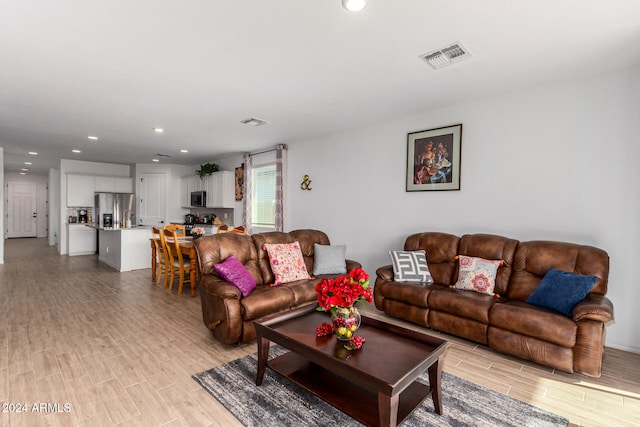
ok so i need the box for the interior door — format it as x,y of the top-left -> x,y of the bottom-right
7,181 -> 38,238
139,173 -> 166,227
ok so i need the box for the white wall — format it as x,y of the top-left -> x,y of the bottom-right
59,159 -> 131,254
287,65 -> 640,353
48,168 -> 59,246
4,172 -> 49,238
0,147 -> 4,263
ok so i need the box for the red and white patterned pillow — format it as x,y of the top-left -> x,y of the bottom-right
264,241 -> 312,285
453,255 -> 503,295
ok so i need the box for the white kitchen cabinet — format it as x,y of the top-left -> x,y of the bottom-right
96,177 -> 133,193
95,176 -> 116,192
181,178 -> 190,208
181,175 -> 206,208
205,171 -> 235,208
68,224 -> 97,256
115,177 -> 133,192
67,174 -> 96,207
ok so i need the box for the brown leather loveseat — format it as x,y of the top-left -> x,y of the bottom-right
194,229 -> 361,345
374,232 -> 613,377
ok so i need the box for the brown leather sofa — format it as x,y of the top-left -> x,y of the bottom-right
194,229 -> 361,345
374,232 -> 613,377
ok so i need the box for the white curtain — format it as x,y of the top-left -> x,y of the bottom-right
275,144 -> 287,232
242,152 -> 253,234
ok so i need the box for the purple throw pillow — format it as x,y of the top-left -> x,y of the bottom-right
214,255 -> 256,297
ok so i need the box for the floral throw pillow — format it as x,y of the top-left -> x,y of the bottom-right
453,255 -> 503,296
264,241 -> 312,285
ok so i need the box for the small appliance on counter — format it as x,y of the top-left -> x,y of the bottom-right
78,209 -> 88,223
103,213 -> 113,228
68,216 -> 78,223
185,214 -> 196,224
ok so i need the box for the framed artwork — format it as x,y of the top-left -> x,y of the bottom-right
235,165 -> 244,201
406,124 -> 462,191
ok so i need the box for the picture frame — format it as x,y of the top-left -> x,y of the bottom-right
406,124 -> 462,191
235,164 -> 244,201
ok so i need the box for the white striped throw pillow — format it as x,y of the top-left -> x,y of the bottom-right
389,250 -> 434,283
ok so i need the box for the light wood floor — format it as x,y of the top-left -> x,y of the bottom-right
0,238 -> 638,427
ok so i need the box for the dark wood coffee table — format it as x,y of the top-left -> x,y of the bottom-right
254,304 -> 448,427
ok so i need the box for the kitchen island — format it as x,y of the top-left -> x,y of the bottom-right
98,226 -> 152,272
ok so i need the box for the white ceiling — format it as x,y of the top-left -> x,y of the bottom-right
2,1 -> 639,175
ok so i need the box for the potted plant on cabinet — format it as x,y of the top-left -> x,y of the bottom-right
196,163 -> 219,179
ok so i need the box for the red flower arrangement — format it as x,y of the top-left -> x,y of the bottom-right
315,268 -> 372,350
315,268 -> 373,316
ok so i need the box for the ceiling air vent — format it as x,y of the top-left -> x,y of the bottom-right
420,41 -> 472,69
241,117 -> 270,127
155,153 -> 172,158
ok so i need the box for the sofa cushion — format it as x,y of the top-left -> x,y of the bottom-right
525,268 -> 597,317
389,250 -> 433,283
240,285 -> 295,321
458,234 -> 519,296
280,279 -> 320,306
490,301 -> 577,348
508,240 -> 609,301
312,244 -> 347,275
428,287 -> 499,324
404,232 -> 459,285
453,255 -> 502,295
264,241 -> 312,285
214,255 -> 257,297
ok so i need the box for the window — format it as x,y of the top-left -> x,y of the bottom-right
252,163 -> 276,227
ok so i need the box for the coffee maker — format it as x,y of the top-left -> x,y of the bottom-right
78,209 -> 88,223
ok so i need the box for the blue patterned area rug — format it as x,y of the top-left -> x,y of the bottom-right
193,347 -> 569,427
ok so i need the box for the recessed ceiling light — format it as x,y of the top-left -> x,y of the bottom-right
28,151 -> 38,155
88,136 -> 99,140
180,149 -> 188,153
21,168 -> 29,171
72,149 -> 82,153
152,159 -> 160,162
342,0 -> 366,12
153,128 -> 164,133
19,172 -> 27,175
24,161 -> 32,165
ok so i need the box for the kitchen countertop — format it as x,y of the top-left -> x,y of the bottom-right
96,225 -> 152,231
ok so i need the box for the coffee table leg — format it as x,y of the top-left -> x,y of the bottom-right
255,334 -> 271,386
428,358 -> 443,415
378,392 -> 399,427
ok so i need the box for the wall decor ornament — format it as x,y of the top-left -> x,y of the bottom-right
406,124 -> 462,191
235,164 -> 244,201
300,175 -> 312,191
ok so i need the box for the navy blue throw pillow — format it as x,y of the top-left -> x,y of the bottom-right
525,268 -> 598,317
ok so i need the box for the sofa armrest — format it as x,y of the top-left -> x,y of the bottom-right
345,259 -> 362,271
199,275 -> 243,344
201,275 -> 242,299
376,265 -> 394,282
573,294 -> 614,324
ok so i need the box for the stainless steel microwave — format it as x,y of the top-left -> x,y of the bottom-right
191,191 -> 206,207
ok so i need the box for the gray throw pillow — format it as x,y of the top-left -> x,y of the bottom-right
389,250 -> 434,283
313,244 -> 347,275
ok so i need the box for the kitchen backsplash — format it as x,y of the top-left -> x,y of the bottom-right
189,208 -> 234,225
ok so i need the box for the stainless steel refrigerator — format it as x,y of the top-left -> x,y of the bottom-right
95,192 -> 136,228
